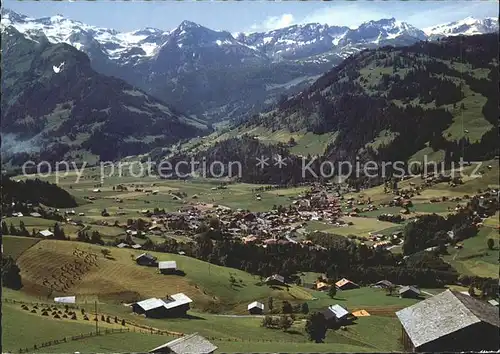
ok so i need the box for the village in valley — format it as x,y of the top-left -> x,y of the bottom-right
2,159 -> 499,353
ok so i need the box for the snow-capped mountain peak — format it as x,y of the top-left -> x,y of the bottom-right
0,9 -> 171,64
1,8 -> 497,67
424,17 -> 499,38
340,17 -> 427,46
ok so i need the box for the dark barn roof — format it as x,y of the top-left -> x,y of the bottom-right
396,290 -> 500,349
399,285 -> 421,295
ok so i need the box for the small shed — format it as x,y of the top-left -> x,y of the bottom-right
135,253 -> 158,266
373,280 -> 394,289
158,261 -> 177,274
54,296 -> 76,304
399,285 -> 421,299
116,243 -> 129,248
264,274 -> 286,286
321,304 -> 354,326
316,282 -> 330,291
488,299 -> 499,307
247,301 -> 264,315
38,230 -> 54,238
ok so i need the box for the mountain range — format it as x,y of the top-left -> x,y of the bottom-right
161,32 -> 498,185
1,24 -> 209,165
2,9 -> 498,124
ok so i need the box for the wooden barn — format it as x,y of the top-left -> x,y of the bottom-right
399,285 -> 421,299
335,278 -> 359,290
38,230 -> 54,238
264,274 -> 286,286
132,293 -> 192,318
396,290 -> 500,352
247,301 -> 264,315
135,253 -> 158,266
321,304 -> 355,327
158,261 -> 177,274
373,280 -> 394,289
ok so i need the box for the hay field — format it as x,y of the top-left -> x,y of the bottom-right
15,239 -> 311,312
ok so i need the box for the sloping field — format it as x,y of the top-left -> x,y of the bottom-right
2,299 -> 392,353
3,235 -> 40,260
1,302 -> 174,353
443,226 -> 499,278
15,239 -> 310,312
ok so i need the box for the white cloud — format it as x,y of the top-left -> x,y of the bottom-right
243,2 -> 497,34
249,13 -> 295,32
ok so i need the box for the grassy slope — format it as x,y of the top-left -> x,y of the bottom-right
1,302 -> 174,353
305,218 -> 400,238
443,226 -> 499,278
2,288 -> 402,353
2,235 -> 40,260
11,238 -> 311,311
306,287 -> 421,313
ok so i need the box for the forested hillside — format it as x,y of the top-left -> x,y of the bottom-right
1,177 -> 78,213
1,26 -> 209,165
246,34 -> 498,163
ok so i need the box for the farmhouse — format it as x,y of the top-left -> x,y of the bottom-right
399,285 -> 421,299
135,253 -> 158,266
132,293 -> 192,318
149,333 -> 217,354
316,282 -> 330,291
247,301 -> 264,315
396,290 -> 500,352
158,261 -> 177,274
265,274 -> 286,286
335,278 -> 360,290
38,230 -> 54,238
373,280 -> 394,289
321,304 -> 354,326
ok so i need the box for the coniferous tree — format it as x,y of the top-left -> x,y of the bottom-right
305,312 -> 327,343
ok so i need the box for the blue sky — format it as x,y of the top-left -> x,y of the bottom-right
5,0 -> 498,33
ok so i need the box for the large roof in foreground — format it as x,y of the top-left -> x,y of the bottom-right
149,333 -> 217,353
396,289 -> 499,348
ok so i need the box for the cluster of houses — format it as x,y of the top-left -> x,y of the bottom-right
369,231 -> 404,250
112,186 -> 349,248
309,277 -> 424,300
